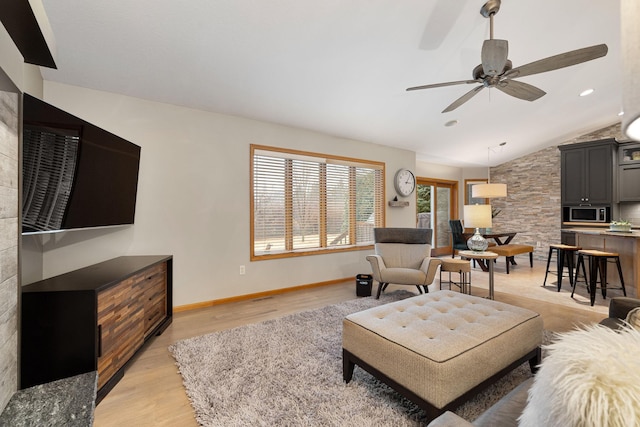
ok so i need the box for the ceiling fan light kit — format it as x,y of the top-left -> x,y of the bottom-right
406,0 -> 608,113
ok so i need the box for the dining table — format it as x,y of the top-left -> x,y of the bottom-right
480,231 -> 517,245
461,230 -> 519,272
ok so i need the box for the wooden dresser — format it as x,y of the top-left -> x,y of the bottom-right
20,255 -> 173,402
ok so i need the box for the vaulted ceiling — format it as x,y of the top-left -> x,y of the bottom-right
40,0 -> 622,167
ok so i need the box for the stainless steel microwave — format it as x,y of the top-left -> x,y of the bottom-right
568,206 -> 608,222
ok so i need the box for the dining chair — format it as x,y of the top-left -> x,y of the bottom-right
449,220 -> 468,257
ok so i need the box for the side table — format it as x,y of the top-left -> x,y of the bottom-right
440,258 -> 472,294
459,250 -> 499,299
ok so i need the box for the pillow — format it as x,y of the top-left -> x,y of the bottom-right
625,307 -> 640,331
519,324 -> 640,427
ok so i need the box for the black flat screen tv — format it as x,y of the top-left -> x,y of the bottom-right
22,94 -> 141,234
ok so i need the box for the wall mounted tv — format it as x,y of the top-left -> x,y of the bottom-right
22,94 -> 141,235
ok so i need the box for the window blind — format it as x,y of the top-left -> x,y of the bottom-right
252,145 -> 384,258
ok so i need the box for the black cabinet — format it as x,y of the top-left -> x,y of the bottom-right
561,231 -> 576,246
21,255 -> 173,403
619,164 -> 640,202
619,141 -> 640,164
619,142 -> 640,202
559,139 -> 617,206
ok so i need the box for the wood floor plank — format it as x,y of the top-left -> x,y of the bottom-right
94,265 -> 608,426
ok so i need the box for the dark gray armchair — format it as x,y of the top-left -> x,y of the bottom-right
599,297 -> 640,329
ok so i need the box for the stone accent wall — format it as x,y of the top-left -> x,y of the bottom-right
490,122 -> 624,261
489,146 -> 561,261
0,91 -> 18,412
561,123 -> 625,145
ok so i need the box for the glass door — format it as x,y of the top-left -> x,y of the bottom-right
416,178 -> 458,257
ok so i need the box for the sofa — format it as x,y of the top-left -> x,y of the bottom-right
598,297 -> 640,329
427,297 -> 640,427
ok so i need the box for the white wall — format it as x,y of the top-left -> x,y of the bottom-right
22,82 -> 416,306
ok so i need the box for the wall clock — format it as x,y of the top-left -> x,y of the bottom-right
394,168 -> 416,197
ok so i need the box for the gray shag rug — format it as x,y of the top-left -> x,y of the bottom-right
169,291 -> 551,426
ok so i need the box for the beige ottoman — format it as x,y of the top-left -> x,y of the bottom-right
342,290 -> 543,420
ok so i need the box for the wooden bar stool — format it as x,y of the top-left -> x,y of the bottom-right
439,259 -> 472,294
572,249 -> 627,306
543,244 -> 581,291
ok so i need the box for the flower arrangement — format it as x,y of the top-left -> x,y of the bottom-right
610,219 -> 632,232
611,219 -> 631,225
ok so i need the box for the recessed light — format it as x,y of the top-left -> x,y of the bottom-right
444,120 -> 458,127
579,88 -> 595,97
618,111 -> 625,116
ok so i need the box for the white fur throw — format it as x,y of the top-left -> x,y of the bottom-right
626,307 -> 640,331
519,324 -> 640,427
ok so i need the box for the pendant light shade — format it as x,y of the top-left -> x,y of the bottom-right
472,183 -> 507,198
622,0 -> 640,141
473,144 -> 508,198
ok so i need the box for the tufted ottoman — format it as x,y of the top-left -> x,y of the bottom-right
342,290 -> 543,420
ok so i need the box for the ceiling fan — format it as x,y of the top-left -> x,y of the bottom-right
406,0 -> 608,113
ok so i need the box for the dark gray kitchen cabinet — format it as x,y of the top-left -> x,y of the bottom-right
618,141 -> 640,202
619,141 -> 640,164
559,139 -> 617,206
619,164 -> 640,202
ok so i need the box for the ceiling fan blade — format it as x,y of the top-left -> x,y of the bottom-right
504,44 -> 608,79
442,85 -> 485,112
482,39 -> 508,76
406,80 -> 479,92
496,80 -> 546,101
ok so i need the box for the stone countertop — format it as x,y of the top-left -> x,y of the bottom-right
0,372 -> 97,426
562,227 -> 640,238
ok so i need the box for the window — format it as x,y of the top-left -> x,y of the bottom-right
464,179 -> 488,205
251,145 -> 384,259
417,177 -> 458,257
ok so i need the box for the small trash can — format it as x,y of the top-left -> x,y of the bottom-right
356,274 -> 373,297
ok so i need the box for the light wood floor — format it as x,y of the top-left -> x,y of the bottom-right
94,264 -> 608,426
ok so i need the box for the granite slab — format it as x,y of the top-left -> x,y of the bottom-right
0,372 -> 97,426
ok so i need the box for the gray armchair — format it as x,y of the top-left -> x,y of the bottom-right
599,297 -> 640,329
366,228 -> 442,299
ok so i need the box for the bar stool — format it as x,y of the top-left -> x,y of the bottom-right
440,259 -> 472,294
543,244 -> 581,291
572,249 -> 627,306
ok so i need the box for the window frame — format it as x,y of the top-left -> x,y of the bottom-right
250,144 -> 385,261
464,178 -> 489,205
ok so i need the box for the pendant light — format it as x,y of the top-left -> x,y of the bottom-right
472,143 -> 507,198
